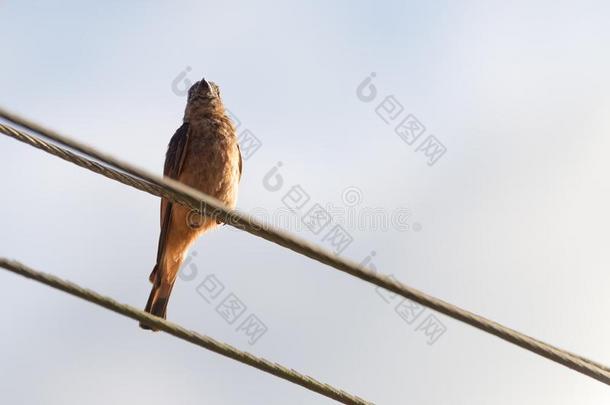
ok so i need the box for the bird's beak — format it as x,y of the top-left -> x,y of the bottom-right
200,78 -> 211,91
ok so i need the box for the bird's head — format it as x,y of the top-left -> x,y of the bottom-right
184,78 -> 224,121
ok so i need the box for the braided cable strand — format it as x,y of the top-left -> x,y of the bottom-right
1,110 -> 610,385
0,258 -> 373,405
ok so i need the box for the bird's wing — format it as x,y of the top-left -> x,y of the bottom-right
155,122 -> 190,268
237,143 -> 243,182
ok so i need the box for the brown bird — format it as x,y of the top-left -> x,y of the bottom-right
140,78 -> 242,330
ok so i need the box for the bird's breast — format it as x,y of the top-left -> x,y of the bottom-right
179,122 -> 240,208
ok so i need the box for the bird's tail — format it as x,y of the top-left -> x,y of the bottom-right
140,265 -> 175,331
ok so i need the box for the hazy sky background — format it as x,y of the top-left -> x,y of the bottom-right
2,1 -> 610,404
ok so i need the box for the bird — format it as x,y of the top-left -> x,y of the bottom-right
140,78 -> 242,330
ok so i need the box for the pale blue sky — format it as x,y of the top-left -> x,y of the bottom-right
1,1 -> 610,404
